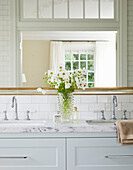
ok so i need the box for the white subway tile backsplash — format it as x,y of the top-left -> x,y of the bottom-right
122,103 -> 133,111
98,95 -> 112,103
0,0 -> 10,86
129,95 -> 133,102
48,112 -> 57,120
105,103 -> 122,111
17,104 -> 39,112
31,95 -> 47,104
40,104 -> 57,112
80,112 -> 97,120
0,0 -> 8,5
88,103 -> 105,111
47,95 -> 58,104
17,111 -> 26,120
0,95 -> 132,121
116,95 -> 130,103
74,95 -> 80,104
3,6 -> 10,10
78,104 -> 88,112
0,96 -> 11,103
128,1 -> 133,86
0,11 -> 8,16
0,103 -> 7,111
115,111 -> 123,120
31,112 -> 49,120
81,95 -> 97,103
16,96 -> 32,104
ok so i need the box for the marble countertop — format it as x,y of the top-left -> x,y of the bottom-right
0,120 -> 116,134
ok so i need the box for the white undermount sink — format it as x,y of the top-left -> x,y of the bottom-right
0,120 -> 45,126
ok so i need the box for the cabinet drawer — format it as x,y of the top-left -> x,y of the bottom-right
67,138 -> 133,170
0,138 -> 65,170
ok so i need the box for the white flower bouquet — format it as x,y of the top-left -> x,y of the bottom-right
42,65 -> 87,92
38,66 -> 87,120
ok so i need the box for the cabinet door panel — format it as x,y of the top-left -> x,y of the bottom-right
0,138 -> 65,170
67,138 -> 133,170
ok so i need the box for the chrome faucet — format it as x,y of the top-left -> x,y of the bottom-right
11,96 -> 19,120
110,96 -> 118,120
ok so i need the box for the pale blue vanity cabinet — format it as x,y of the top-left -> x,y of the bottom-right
67,138 -> 133,170
0,136 -> 133,170
0,138 -> 65,170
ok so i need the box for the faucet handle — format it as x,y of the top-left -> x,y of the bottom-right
26,110 -> 37,120
3,110 -> 8,120
100,110 -> 106,120
26,110 -> 30,120
121,110 -> 128,120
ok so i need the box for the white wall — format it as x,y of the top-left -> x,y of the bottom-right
0,95 -> 133,120
0,0 -> 10,87
128,0 -> 133,86
22,40 -> 50,87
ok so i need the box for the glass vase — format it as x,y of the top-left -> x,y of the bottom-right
58,93 -> 74,122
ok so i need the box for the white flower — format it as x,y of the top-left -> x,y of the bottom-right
59,65 -> 64,71
82,67 -> 87,74
81,77 -> 86,83
55,83 -> 60,89
59,70 -> 67,78
51,76 -> 57,83
48,70 -> 54,77
65,74 -> 70,81
77,82 -> 87,90
75,77 -> 78,81
47,79 -> 52,84
77,82 -> 83,88
37,88 -> 42,92
42,90 -> 46,94
65,79 -> 69,84
44,66 -> 88,91
82,84 -> 87,90
76,69 -> 82,75
65,79 -> 71,89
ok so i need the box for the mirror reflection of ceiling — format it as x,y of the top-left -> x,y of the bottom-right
21,31 -> 117,88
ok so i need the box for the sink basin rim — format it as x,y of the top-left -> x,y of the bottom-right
0,120 -> 45,125
86,120 -> 116,124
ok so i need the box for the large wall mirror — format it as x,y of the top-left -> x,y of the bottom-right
0,0 -> 129,94
19,31 -> 117,88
